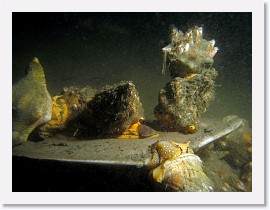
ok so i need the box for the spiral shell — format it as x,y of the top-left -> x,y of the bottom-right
151,153 -> 214,192
148,141 -> 214,192
12,57 -> 52,142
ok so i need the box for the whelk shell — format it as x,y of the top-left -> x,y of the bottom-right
148,141 -> 214,192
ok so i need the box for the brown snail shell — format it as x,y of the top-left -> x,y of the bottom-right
148,140 -> 214,192
137,124 -> 157,138
151,153 -> 214,192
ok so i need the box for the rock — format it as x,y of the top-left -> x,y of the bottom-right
213,120 -> 252,169
154,68 -> 218,133
77,81 -> 145,138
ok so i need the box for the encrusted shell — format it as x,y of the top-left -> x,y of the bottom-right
148,140 -> 214,192
147,140 -> 193,169
151,153 -> 214,192
162,26 -> 218,78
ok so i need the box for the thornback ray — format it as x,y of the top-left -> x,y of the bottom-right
12,115 -> 243,166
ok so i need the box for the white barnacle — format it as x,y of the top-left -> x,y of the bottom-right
184,43 -> 190,52
209,47 -> 219,58
170,28 -> 179,45
162,45 -> 172,53
198,27 -> 203,36
72,104 -> 78,111
210,39 -> 215,47
176,44 -> 184,54
178,30 -> 184,37
189,37 -> 194,45
192,27 -> 201,43
162,45 -> 172,75
180,46 -> 184,54
185,30 -> 193,40
195,28 -> 199,36
63,87 -> 69,92
207,39 -> 216,51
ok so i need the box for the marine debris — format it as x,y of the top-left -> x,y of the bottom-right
155,26 -> 219,133
12,57 -> 52,143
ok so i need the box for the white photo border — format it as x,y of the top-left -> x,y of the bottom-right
0,0 -> 265,205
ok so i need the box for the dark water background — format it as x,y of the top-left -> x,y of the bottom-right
12,12 -> 252,124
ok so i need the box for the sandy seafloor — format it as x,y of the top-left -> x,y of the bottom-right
12,12 -> 252,192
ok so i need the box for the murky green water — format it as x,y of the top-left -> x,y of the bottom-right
12,12 -> 251,123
